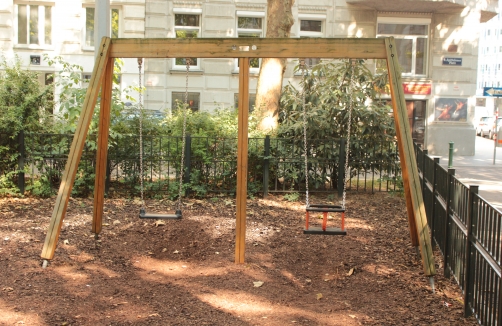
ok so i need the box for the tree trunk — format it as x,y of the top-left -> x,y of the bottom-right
255,0 -> 295,132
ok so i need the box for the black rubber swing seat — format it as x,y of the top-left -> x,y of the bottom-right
303,204 -> 347,236
139,208 -> 182,220
306,204 -> 345,213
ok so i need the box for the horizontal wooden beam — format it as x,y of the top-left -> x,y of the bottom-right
109,38 -> 388,59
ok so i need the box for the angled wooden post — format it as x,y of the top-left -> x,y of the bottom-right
41,37 -> 112,260
235,58 -> 249,264
385,37 -> 436,277
92,57 -> 114,235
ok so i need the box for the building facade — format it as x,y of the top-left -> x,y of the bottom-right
476,1 -> 502,122
0,0 -> 499,155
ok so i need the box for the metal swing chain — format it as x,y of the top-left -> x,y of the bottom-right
300,59 -> 310,208
138,58 -> 145,209
342,60 -> 356,209
176,58 -> 190,211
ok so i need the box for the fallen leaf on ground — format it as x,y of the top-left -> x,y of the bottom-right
316,293 -> 323,300
155,220 -> 165,226
253,281 -> 264,287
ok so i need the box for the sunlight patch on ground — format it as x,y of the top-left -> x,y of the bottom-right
197,291 -> 273,314
362,263 -> 398,277
68,251 -> 95,263
133,256 -> 225,278
53,265 -> 90,284
0,298 -> 44,325
280,269 -> 305,288
195,289 -> 366,324
344,217 -> 374,231
256,197 -> 304,211
84,264 -> 120,278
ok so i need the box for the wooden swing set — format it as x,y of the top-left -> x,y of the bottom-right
40,37 -> 436,281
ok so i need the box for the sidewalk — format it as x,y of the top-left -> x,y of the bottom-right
433,136 -> 502,211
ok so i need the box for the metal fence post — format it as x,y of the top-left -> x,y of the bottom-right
430,157 -> 440,250
183,134 -> 191,194
443,168 -> 455,278
105,160 -> 111,195
263,135 -> 270,197
338,138 -> 346,199
421,149 -> 428,195
17,130 -> 25,194
464,185 -> 479,317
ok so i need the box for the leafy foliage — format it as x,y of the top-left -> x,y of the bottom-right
0,55 -> 55,195
277,59 -> 397,189
0,55 -> 54,135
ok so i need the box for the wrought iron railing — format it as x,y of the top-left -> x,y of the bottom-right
416,142 -> 502,326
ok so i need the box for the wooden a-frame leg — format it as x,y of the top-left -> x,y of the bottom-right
235,58 -> 249,264
385,37 -> 435,277
41,38 -> 112,260
92,57 -> 114,236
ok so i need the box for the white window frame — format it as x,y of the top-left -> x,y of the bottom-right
234,11 -> 265,73
172,8 -> 202,70
298,14 -> 325,68
82,6 -> 122,51
377,17 -> 430,77
14,2 -> 53,49
172,92 -> 200,112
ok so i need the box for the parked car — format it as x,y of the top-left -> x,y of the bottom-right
476,116 -> 495,138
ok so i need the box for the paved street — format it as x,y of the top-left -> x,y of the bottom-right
433,136 -> 502,211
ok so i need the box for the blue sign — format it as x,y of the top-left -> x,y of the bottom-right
442,57 -> 462,66
483,87 -> 502,97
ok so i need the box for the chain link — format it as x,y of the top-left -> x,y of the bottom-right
177,58 -> 190,210
300,59 -> 310,208
138,58 -> 145,209
342,60 -> 356,209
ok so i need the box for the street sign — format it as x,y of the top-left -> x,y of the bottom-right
483,87 -> 502,97
442,57 -> 462,66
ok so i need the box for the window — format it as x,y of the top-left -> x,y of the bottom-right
15,4 -> 52,46
377,18 -> 430,76
45,73 -> 54,86
234,93 -> 256,112
299,15 -> 325,67
172,92 -> 200,112
173,10 -> 201,69
236,12 -> 265,70
83,7 -> 120,49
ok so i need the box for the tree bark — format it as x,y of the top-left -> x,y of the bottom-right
255,0 -> 295,132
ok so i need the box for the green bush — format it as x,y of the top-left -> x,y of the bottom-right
278,59 -> 397,190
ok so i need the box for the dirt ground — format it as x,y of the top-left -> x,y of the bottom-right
0,192 -> 477,325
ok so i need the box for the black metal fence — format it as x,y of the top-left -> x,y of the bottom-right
0,131 -> 401,197
416,143 -> 502,326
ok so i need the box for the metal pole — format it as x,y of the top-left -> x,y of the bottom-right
494,108 -> 498,165
263,135 -> 270,197
17,130 -> 25,194
94,0 -> 110,59
448,141 -> 454,169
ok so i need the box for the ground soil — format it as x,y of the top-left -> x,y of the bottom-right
0,192 -> 477,326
